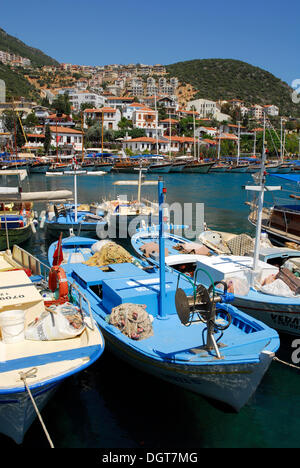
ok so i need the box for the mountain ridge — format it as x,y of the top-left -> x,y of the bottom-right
0,27 -> 59,67
166,58 -> 298,117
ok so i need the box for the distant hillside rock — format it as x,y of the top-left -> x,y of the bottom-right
0,63 -> 39,100
0,28 -> 59,67
166,59 -> 299,117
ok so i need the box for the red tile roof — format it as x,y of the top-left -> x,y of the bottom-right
49,126 -> 82,134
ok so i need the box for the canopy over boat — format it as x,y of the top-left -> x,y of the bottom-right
271,174 -> 300,183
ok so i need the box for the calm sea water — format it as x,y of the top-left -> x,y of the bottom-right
1,172 -> 300,449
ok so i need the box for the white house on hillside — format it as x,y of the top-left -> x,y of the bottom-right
187,99 -> 217,118
83,107 -> 121,130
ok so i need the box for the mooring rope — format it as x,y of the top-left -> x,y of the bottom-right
273,356 -> 300,370
19,367 -> 55,448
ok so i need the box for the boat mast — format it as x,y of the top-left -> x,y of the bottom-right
253,129 -> 257,157
168,113 -> 171,159
56,119 -> 58,163
154,93 -> 159,155
101,110 -> 104,156
280,118 -> 283,163
73,158 -> 78,223
81,112 -> 84,164
217,131 -> 221,160
158,177 -> 166,318
237,121 -> 241,166
193,112 -> 196,161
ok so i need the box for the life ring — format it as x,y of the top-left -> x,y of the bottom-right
48,266 -> 69,300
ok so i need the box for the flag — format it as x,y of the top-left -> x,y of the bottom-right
53,232 -> 63,266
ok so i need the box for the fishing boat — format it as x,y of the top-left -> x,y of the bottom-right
0,170 -> 35,250
98,166 -> 159,237
43,203 -> 107,237
198,229 -> 272,255
0,245 -> 104,445
132,120 -> 300,335
42,165 -> 107,237
47,235 -> 97,266
51,181 -> 280,412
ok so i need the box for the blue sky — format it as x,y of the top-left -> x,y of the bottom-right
1,0 -> 299,85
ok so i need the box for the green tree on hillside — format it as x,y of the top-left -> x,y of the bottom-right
52,93 -> 71,115
44,124 -> 51,154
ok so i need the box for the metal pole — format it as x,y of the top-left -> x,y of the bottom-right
251,112 -> 267,287
193,112 -> 196,160
158,177 -> 166,318
280,118 -> 283,163
154,93 -> 159,155
217,132 -> 221,160
237,121 -> 241,165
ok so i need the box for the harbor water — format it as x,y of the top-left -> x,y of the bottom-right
1,172 -> 300,448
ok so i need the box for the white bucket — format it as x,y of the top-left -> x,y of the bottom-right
0,310 -> 25,344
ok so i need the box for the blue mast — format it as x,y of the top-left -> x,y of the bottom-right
158,177 -> 167,318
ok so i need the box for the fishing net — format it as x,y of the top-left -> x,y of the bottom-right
84,241 -> 133,268
108,303 -> 154,340
226,234 -> 254,256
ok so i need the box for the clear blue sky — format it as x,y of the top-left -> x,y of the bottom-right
1,0 -> 299,85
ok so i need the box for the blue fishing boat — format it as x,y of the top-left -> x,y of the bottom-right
0,245 -> 104,445
49,180 -> 280,412
48,235 -> 97,266
42,166 -> 107,237
43,203 -> 107,237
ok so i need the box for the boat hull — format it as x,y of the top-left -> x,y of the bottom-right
169,163 -> 186,172
0,383 -> 58,444
148,165 -> 173,173
45,221 -> 106,237
103,331 -> 274,412
210,166 -> 228,173
234,295 -> 300,335
228,166 -> 249,173
93,164 -> 113,173
30,165 -> 49,174
0,224 -> 32,250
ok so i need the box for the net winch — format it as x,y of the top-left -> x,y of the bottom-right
175,272 -> 234,359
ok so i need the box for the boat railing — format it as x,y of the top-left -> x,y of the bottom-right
12,244 -> 49,280
69,281 -> 95,330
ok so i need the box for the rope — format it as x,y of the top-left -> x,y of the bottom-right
273,356 -> 300,370
19,367 -> 55,448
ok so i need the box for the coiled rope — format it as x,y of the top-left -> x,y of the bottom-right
19,367 -> 54,448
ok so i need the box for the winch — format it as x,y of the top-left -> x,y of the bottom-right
175,272 -> 234,359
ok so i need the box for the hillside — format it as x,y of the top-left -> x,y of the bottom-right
0,27 -> 59,67
166,59 -> 299,117
0,63 -> 39,100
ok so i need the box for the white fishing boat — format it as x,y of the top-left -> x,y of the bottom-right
131,115 -> 300,335
99,166 -> 159,237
